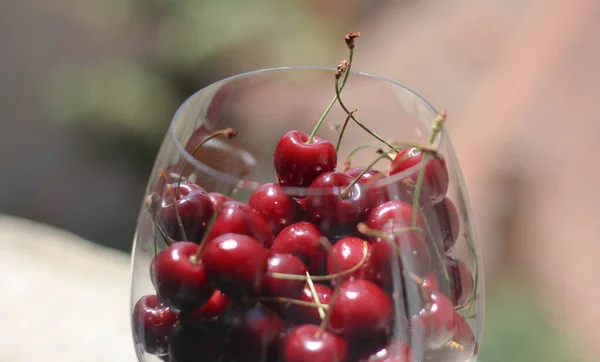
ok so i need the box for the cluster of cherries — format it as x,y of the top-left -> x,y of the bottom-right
133,33 -> 477,362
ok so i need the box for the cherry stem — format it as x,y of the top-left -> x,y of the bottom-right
335,108 -> 358,152
343,144 -> 392,171
357,222 -> 424,239
341,151 -> 393,197
306,271 -> 326,321
306,44 -> 356,144
176,128 -> 237,197
334,75 -> 399,153
160,173 -> 189,242
190,203 -> 224,262
248,296 -> 329,310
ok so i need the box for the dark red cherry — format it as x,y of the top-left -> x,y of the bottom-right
366,200 -> 424,231
344,167 -> 390,213
264,253 -> 308,299
169,320 -> 223,362
193,290 -> 230,320
389,148 -> 449,204
270,222 -> 327,274
328,280 -> 393,340
424,314 -> 476,362
207,192 -> 233,210
274,130 -> 337,187
443,256 -> 474,308
306,171 -> 366,232
157,181 -> 214,243
205,201 -> 274,247
249,182 -> 298,235
283,324 -> 348,362
225,304 -> 285,362
411,291 -> 456,349
132,295 -> 180,356
358,339 -> 414,362
151,242 -> 214,311
202,233 -> 268,299
425,197 -> 460,253
326,237 -> 377,285
285,283 -> 333,325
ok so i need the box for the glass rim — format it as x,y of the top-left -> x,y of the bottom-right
169,66 -> 445,196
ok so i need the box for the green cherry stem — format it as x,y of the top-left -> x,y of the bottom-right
335,108 -> 358,152
306,271 -> 326,320
163,176 -> 189,242
343,144 -> 390,171
341,152 -> 394,197
248,296 -> 329,310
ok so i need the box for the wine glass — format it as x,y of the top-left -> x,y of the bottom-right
130,66 -> 484,362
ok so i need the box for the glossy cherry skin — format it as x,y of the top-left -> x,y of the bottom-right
366,200 -> 424,231
328,280 -> 393,340
249,182 -> 298,235
132,295 -> 180,356
224,303 -> 285,362
202,233 -> 268,299
207,192 -> 233,210
411,291 -> 456,349
283,324 -> 348,362
424,313 -> 476,362
285,283 -> 333,325
424,197 -> 460,253
345,167 -> 390,213
151,242 -> 214,311
263,253 -> 308,299
274,130 -> 337,187
389,147 -> 449,204
168,320 -> 223,362
422,273 -> 440,291
358,340 -> 414,362
443,256 -> 474,308
326,237 -> 377,285
306,171 -> 366,232
192,290 -> 230,320
157,181 -> 214,243
270,222 -> 327,274
204,201 -> 274,247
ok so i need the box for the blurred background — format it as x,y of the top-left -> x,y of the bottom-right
1,0 -> 598,360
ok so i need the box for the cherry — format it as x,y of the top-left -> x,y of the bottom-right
192,290 -> 230,320
366,200 -> 424,231
443,256 -> 474,308
270,222 -> 327,274
157,181 -> 214,243
306,171 -> 366,232
424,314 -> 476,362
410,291 -> 456,349
358,339 -> 414,362
389,147 -> 449,204
204,200 -> 274,247
132,294 -> 180,356
264,253 -> 308,299
344,167 -> 390,213
328,280 -> 393,340
249,182 -> 298,235
202,233 -> 268,299
421,273 -> 440,291
207,192 -> 233,210
424,197 -> 460,253
151,241 -> 214,311
274,130 -> 337,187
285,283 -> 333,325
168,320 -> 223,362
283,324 -> 348,362
326,237 -> 377,285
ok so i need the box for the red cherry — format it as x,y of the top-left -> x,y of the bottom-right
328,280 -> 393,340
202,233 -> 268,299
285,283 -> 333,325
193,290 -> 230,320
425,197 -> 460,253
306,171 -> 366,232
366,200 -> 424,231
205,201 -> 274,247
424,314 -> 476,361
326,237 -> 377,285
225,304 -> 285,362
168,321 -> 223,362
271,222 -> 327,274
249,182 -> 298,235
358,340 -> 414,362
132,295 -> 180,356
443,256 -> 474,308
207,192 -> 233,210
150,165 -> 183,196
274,130 -> 337,187
283,324 -> 348,362
157,182 -> 214,243
264,253 -> 308,299
151,242 -> 214,310
411,291 -> 456,349
344,167 -> 390,213
422,273 -> 439,291
389,148 -> 449,204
